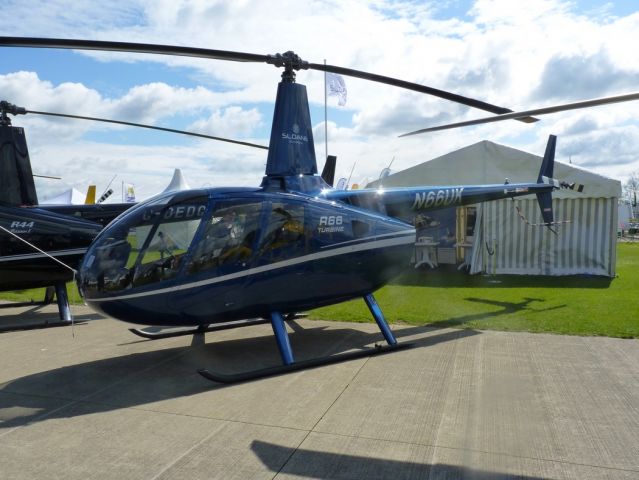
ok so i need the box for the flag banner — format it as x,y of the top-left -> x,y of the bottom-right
125,183 -> 136,203
326,73 -> 347,106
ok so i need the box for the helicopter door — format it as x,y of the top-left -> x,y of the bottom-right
187,200 -> 262,276
256,200 -> 307,265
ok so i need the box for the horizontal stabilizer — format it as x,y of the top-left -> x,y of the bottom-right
541,176 -> 585,193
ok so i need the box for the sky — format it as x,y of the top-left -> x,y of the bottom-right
1,0 -> 638,201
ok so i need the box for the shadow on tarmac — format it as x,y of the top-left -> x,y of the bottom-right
251,440 -> 548,480
0,303 -> 103,332
0,322 -> 478,429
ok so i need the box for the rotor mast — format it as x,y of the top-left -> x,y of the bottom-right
262,51 -> 322,189
0,101 -> 38,206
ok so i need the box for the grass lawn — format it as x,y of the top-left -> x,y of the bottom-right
0,282 -> 83,305
2,244 -> 637,338
309,242 -> 639,338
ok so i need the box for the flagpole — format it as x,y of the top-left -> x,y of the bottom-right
324,59 -> 328,162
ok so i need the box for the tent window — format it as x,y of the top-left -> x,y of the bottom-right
465,206 -> 477,238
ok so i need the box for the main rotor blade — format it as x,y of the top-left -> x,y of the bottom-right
33,174 -> 62,180
0,36 -> 269,63
0,36 -> 536,123
309,62 -> 538,123
25,110 -> 269,150
399,92 -> 639,137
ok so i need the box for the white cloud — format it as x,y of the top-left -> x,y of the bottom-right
2,0 -> 639,198
188,106 -> 262,137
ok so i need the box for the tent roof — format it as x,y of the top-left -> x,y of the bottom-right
370,140 -> 621,198
40,187 -> 86,205
162,168 -> 191,193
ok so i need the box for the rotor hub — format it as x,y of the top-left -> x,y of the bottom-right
0,101 -> 27,126
267,51 -> 309,82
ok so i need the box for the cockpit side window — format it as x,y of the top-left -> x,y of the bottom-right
257,201 -> 306,264
188,201 -> 262,274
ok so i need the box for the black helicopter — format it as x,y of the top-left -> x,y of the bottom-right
0,99 -> 267,329
2,37 -> 629,383
0,101 -> 133,327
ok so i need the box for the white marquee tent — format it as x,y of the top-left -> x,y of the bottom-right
149,169 -> 195,250
162,168 -> 191,193
40,187 -> 86,205
371,140 -> 621,277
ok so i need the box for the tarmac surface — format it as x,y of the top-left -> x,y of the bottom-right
0,302 -> 638,479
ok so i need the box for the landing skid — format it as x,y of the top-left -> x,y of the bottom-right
198,342 -> 412,383
198,293 -> 405,384
129,318 -> 273,340
0,282 -> 76,333
0,319 -> 79,333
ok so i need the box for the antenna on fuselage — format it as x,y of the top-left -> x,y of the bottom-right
346,160 -> 358,189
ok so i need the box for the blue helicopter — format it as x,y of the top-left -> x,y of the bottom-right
0,37 -> 588,382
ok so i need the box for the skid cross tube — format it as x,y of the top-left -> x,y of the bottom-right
271,311 -> 294,365
363,293 -> 397,345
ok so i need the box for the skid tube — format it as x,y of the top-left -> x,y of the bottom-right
0,282 -> 82,333
198,342 -> 412,383
130,318 -> 273,340
0,319 -> 78,333
129,313 -> 306,340
198,293 -> 410,384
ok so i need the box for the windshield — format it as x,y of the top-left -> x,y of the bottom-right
80,192 -> 208,293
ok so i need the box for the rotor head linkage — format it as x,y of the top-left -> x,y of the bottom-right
0,100 -> 27,126
267,51 -> 309,82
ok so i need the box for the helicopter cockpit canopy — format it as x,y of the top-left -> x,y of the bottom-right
80,189 -> 211,294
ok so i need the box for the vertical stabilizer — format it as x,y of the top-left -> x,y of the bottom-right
536,135 -> 557,227
537,134 -> 556,183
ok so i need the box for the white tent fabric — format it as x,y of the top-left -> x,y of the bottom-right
40,188 -> 86,205
157,169 -> 195,249
470,198 -> 618,276
162,168 -> 191,193
371,140 -> 621,277
371,140 -> 619,198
